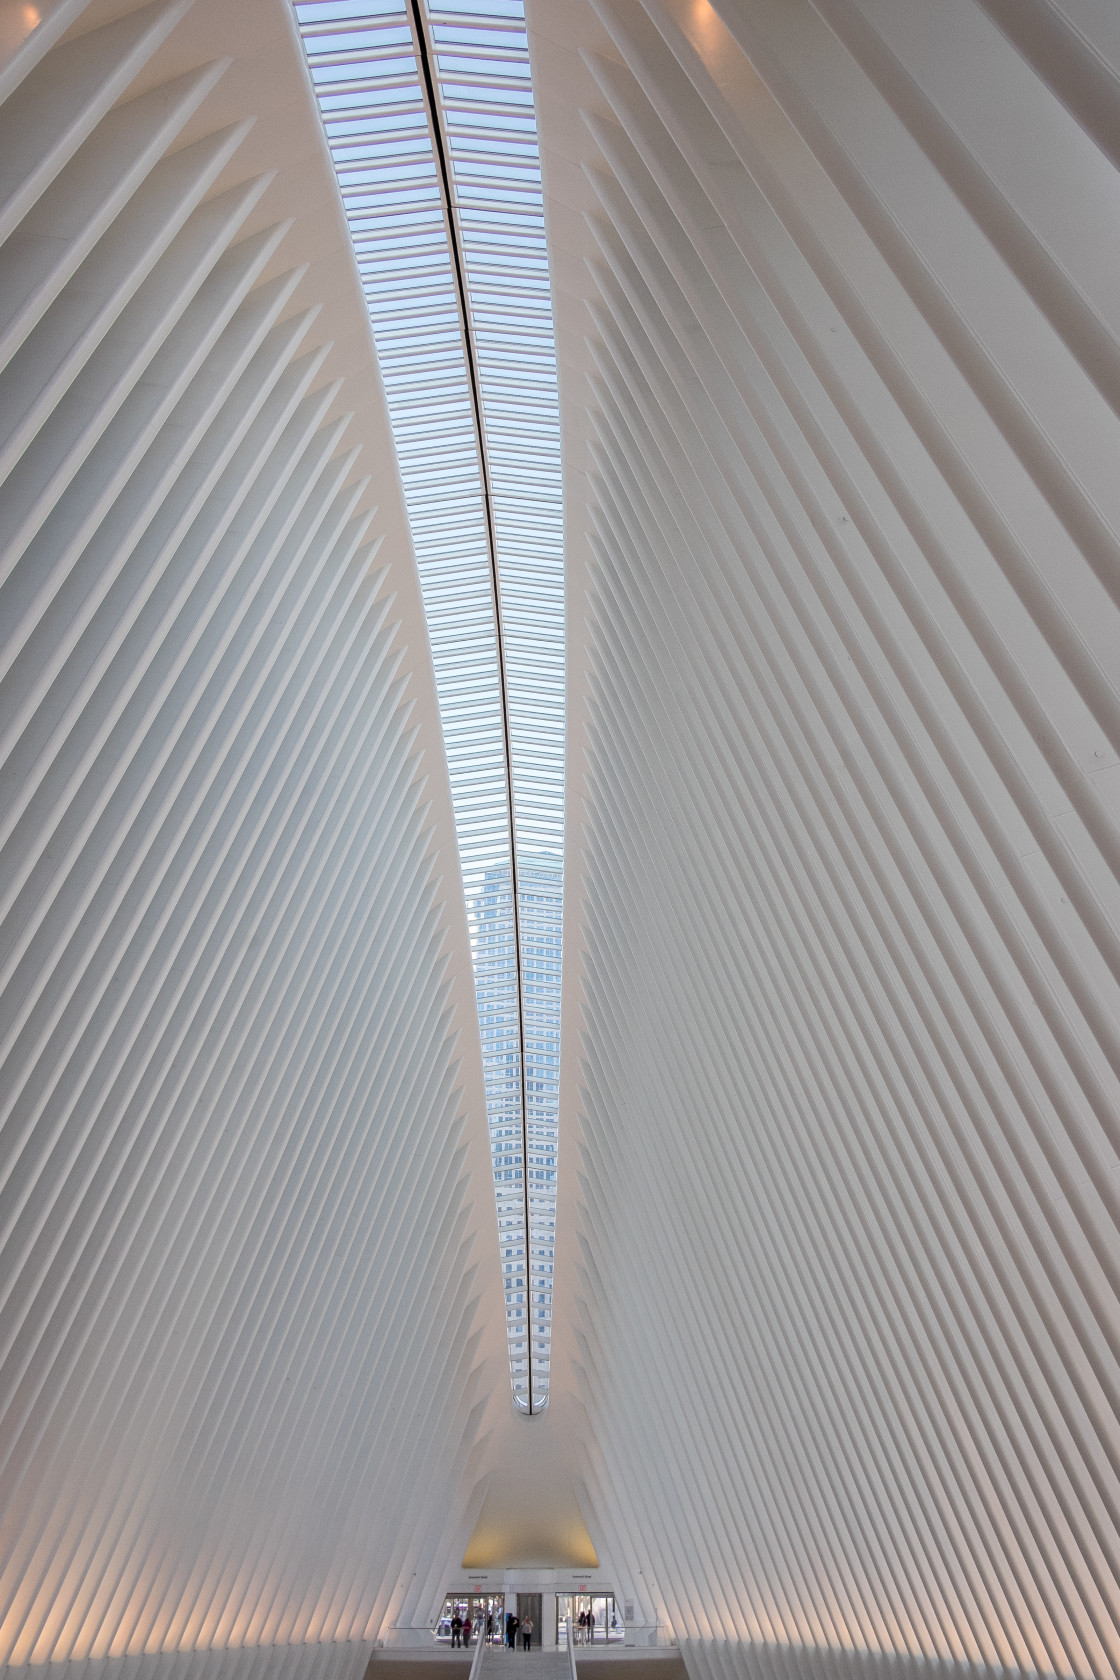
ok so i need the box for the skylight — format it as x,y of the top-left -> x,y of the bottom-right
295,0 -> 564,1413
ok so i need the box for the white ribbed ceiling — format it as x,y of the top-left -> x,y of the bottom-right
2,0 -> 1120,1678
537,0 -> 1120,1676
0,0 -> 507,1667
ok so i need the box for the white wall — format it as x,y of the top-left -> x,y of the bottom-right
0,1 -> 508,1673
6,0 -> 1120,1675
533,1 -> 1120,1676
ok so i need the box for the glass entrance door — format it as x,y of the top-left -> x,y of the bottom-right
436,1593 -> 505,1645
556,1592 -> 622,1644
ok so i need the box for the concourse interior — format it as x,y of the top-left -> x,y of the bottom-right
0,4 -> 1119,1680
435,1595 -> 623,1648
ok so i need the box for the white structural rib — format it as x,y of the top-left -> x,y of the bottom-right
8,0 -> 1120,1674
0,0 -> 506,1671
535,0 -> 1120,1676
295,0 -> 564,1412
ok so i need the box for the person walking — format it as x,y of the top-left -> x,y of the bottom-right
521,1616 -> 533,1652
463,1617 -> 472,1649
577,1611 -> 586,1644
506,1613 -> 518,1650
587,1608 -> 595,1643
451,1614 -> 462,1649
486,1613 -> 494,1644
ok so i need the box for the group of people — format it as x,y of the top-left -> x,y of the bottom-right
447,1604 -> 612,1651
504,1611 -> 533,1650
447,1610 -> 534,1651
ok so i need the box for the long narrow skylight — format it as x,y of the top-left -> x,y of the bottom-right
295,0 -> 564,1412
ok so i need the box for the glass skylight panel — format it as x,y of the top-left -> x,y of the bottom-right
296,0 -> 564,1412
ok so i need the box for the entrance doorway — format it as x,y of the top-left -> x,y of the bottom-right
516,1593 -> 542,1649
556,1592 -> 623,1644
435,1593 -> 505,1645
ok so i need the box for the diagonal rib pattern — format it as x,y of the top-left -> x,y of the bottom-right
0,0 -> 505,1667
534,0 -> 1120,1674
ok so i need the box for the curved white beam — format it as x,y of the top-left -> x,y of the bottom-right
536,0 -> 1120,1673
0,0 -> 507,1668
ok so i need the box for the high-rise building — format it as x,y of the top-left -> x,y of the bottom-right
469,855 -> 561,1399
